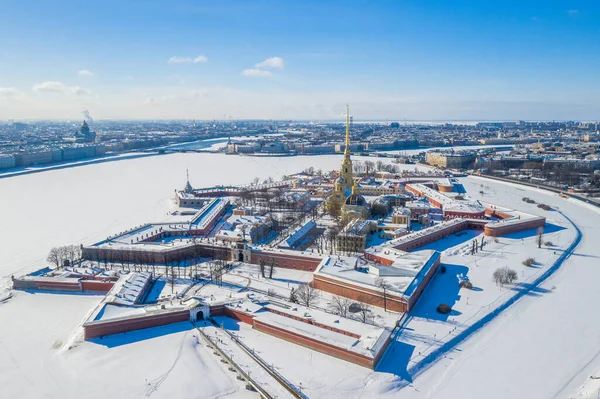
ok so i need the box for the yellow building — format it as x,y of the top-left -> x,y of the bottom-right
391,207 -> 411,227
336,218 -> 373,253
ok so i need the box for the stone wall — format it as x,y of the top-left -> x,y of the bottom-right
83,310 -> 190,339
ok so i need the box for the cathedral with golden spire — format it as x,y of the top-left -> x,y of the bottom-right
325,105 -> 368,221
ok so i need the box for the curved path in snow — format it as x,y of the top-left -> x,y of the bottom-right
397,176 -> 600,399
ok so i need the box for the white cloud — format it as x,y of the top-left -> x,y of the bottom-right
255,56 -> 285,69
0,87 -> 18,97
143,89 -> 211,106
71,87 -> 93,97
168,55 -> 208,64
32,81 -> 68,92
568,9 -> 579,15
32,81 -> 92,97
78,69 -> 95,77
241,69 -> 272,77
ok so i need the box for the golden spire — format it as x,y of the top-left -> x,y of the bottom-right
345,104 -> 350,152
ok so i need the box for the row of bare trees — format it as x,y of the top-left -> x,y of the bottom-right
353,160 -> 402,176
47,245 -> 82,268
329,295 -> 375,323
289,283 -> 376,324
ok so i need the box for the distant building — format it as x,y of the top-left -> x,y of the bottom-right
425,151 -> 476,169
76,121 -> 97,143
0,154 -> 16,169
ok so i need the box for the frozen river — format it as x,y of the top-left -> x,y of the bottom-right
0,151 -> 424,286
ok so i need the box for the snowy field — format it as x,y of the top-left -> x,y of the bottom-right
386,177 -> 600,399
1,152 -> 600,398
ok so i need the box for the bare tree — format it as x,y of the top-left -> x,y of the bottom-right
328,296 -> 351,318
492,267 -> 518,286
326,225 -> 340,254
47,247 -> 61,269
296,283 -> 320,308
289,287 -> 298,303
169,264 -> 176,293
376,277 -> 390,312
75,245 -> 83,266
269,257 -> 275,279
58,246 -> 69,267
537,227 -> 543,249
356,299 -> 374,324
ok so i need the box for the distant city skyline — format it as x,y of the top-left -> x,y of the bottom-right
1,0 -> 599,121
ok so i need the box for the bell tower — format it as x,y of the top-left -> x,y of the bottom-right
339,104 -> 353,190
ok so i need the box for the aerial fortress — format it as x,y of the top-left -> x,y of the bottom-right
12,107 -> 547,372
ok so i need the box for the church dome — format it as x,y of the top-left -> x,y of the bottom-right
344,192 -> 366,206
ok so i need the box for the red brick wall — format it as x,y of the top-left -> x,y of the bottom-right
223,307 -> 256,325
364,253 -> 395,266
253,319 -> 377,368
12,279 -> 82,292
81,280 -> 114,293
250,251 -> 321,271
84,310 -> 189,339
485,218 -> 545,237
484,208 -> 513,219
444,210 -> 485,219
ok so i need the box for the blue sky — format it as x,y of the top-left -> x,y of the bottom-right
0,0 -> 599,120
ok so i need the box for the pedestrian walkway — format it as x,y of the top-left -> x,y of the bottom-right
200,323 -> 296,399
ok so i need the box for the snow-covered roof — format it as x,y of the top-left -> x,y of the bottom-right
105,271 -> 152,306
279,220 -> 317,249
314,251 -> 439,297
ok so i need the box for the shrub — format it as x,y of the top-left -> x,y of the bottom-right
459,280 -> 473,289
436,303 -> 452,314
544,241 -> 554,247
493,267 -> 518,286
440,265 -> 447,274
522,257 -> 536,267
537,204 -> 552,211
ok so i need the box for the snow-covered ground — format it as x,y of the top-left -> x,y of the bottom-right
200,321 -> 296,399
378,201 -> 577,386
384,176 -> 600,399
2,152 -> 600,398
214,315 -> 400,399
